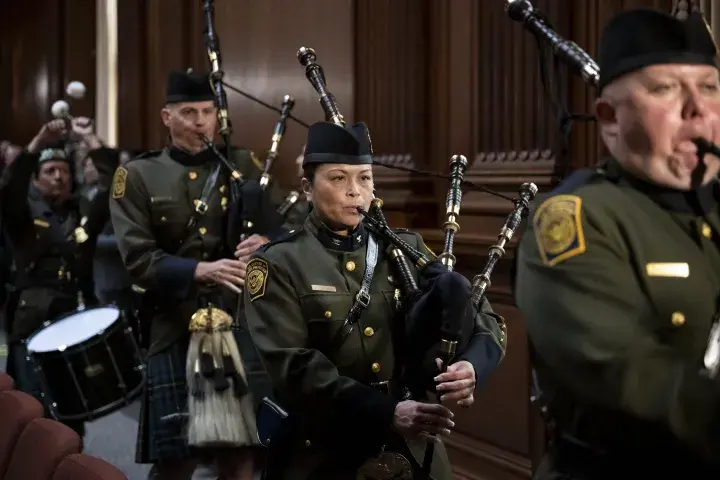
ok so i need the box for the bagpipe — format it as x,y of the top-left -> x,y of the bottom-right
198,0 -> 307,256
181,0 -> 309,449
296,46 -> 537,389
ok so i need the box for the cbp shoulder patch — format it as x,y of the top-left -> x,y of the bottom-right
246,258 -> 269,301
533,194 -> 586,266
112,167 -> 128,199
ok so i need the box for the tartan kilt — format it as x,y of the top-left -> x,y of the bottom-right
135,338 -> 190,463
135,328 -> 262,464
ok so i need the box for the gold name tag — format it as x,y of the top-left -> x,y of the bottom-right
646,262 -> 689,278
33,219 -> 49,228
311,285 -> 337,292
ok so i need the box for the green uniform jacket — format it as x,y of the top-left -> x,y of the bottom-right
244,211 -> 506,479
109,146 -> 272,354
1,147 -> 119,340
515,160 -> 720,465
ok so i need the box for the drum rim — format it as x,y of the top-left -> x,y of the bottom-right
25,305 -> 123,353
51,377 -> 146,422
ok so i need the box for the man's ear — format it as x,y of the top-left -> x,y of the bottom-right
161,107 -> 172,128
595,97 -> 621,145
301,177 -> 312,202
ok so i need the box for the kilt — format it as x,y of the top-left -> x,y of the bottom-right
136,328 -> 261,464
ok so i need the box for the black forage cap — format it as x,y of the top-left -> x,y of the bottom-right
598,9 -> 718,92
302,122 -> 374,167
38,140 -> 70,165
165,69 -> 215,104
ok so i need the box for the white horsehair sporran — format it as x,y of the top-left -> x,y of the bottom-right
186,304 -> 256,447
356,448 -> 413,480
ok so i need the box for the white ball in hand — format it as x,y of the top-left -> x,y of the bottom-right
51,100 -> 70,118
66,81 -> 86,99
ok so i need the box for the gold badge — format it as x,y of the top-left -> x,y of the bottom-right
112,167 -> 128,199
247,258 -> 269,301
33,218 -> 49,228
533,194 -> 586,266
250,150 -> 265,171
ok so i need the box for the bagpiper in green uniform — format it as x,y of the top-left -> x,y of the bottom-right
244,121 -> 506,479
109,70 -> 286,479
514,9 -> 720,479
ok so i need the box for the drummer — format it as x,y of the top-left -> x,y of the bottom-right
1,118 -> 118,440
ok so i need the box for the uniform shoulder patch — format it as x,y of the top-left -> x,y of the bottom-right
533,194 -> 586,266
112,167 -> 128,199
246,258 -> 269,301
257,227 -> 304,253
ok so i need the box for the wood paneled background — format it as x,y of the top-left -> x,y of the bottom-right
1,0 -> 685,478
0,0 -> 96,145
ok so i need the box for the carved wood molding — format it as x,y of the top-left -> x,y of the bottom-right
473,149 -> 556,167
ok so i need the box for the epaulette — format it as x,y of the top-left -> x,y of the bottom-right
257,227 -> 304,253
131,149 -> 163,161
550,167 -> 606,195
392,227 -> 411,234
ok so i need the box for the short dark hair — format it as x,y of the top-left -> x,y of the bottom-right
303,165 -> 317,183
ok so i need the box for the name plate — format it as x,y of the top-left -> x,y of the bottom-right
645,262 -> 689,278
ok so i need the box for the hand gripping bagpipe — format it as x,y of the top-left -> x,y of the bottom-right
297,46 -> 538,388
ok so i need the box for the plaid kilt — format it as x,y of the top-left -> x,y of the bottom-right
135,328 -> 261,464
136,337 -> 190,463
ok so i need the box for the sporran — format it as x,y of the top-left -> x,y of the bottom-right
356,451 -> 413,480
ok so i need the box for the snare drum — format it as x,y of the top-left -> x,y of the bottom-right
25,306 -> 146,422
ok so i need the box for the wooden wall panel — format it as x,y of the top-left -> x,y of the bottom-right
0,0 -> 96,145
117,0 -> 353,190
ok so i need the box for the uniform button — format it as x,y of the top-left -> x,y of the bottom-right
219,185 -> 227,193
304,439 -> 311,447
199,227 -> 207,235
364,327 -> 375,337
701,222 -> 712,239
193,199 -> 200,207
160,216 -> 167,222
371,362 -> 381,373
324,311 -> 332,318
345,261 -> 356,272
221,197 -> 228,206
202,252 -> 210,260
188,171 -> 198,180
671,312 -> 685,326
